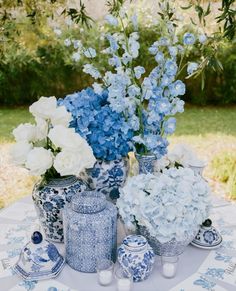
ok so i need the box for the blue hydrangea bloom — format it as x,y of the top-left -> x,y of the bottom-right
59,88 -> 134,161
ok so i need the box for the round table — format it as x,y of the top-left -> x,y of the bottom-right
0,195 -> 235,291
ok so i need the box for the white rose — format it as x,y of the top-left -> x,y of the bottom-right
29,96 -> 57,119
10,141 -> 33,165
50,106 -> 72,127
48,125 -> 93,152
13,123 -> 37,142
26,147 -> 53,176
54,149 -> 95,176
35,117 -> 48,140
48,125 -> 76,149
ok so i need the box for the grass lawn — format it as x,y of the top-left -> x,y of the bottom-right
0,108 -> 33,143
0,105 -> 236,142
0,105 -> 236,207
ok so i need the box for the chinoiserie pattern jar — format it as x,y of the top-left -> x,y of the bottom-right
32,176 -> 88,243
86,157 -> 129,201
64,191 -> 117,273
135,153 -> 157,174
117,235 -> 155,282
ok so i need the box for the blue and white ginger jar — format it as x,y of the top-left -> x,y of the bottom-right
64,190 -> 117,273
86,158 -> 129,201
32,175 -> 88,243
117,235 -> 155,282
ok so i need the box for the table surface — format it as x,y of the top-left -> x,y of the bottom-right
0,195 -> 236,291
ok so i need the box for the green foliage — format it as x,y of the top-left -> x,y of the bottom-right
185,42 -> 236,105
217,0 -> 236,40
210,152 -> 236,199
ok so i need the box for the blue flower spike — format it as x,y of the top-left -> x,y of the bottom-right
31,231 -> 43,244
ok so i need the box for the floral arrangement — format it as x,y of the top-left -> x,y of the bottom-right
59,88 -> 133,161
117,168 -> 211,243
11,96 -> 96,181
154,144 -> 206,172
61,7 -> 205,159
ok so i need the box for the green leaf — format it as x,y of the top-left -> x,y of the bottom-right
181,4 -> 193,10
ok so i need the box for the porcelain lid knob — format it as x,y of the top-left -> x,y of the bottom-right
202,219 -> 212,227
31,231 -> 43,244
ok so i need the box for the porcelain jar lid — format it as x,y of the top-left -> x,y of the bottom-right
14,231 -> 65,281
70,190 -> 106,214
191,219 -> 223,249
123,235 -> 148,252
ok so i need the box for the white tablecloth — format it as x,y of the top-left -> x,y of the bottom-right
0,195 -> 235,291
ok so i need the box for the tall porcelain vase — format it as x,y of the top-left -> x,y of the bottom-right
32,175 -> 88,243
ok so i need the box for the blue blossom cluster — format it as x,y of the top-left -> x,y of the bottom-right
117,168 -> 211,243
63,12 -> 201,159
59,88 -> 134,161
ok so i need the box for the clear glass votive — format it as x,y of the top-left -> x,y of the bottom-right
161,255 -> 179,278
115,266 -> 133,291
97,259 -> 114,286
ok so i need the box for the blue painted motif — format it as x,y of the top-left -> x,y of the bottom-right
64,191 -> 117,273
135,153 -> 157,174
215,252 -> 232,263
14,233 -> 65,281
87,158 -> 129,200
193,275 -> 216,290
32,176 -> 88,242
205,268 -> 225,280
117,235 -> 155,282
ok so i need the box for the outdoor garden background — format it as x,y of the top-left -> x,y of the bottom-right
0,0 -> 235,208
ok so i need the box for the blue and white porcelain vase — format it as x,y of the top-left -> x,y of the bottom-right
86,157 -> 129,201
117,235 -> 155,282
135,153 -> 157,174
64,190 -> 117,273
32,175 -> 88,243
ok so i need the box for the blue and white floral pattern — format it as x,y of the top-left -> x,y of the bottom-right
135,153 -> 157,174
64,191 -> 117,273
14,233 -> 65,281
192,223 -> 222,249
117,235 -> 155,282
32,176 -> 88,242
193,275 -> 216,290
86,158 -> 129,200
205,268 -> 225,280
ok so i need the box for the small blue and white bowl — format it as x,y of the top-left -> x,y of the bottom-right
14,231 -> 65,280
191,219 -> 223,249
117,235 -> 155,282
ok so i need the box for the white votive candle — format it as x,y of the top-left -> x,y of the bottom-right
98,270 -> 113,286
117,278 -> 132,291
163,263 -> 176,277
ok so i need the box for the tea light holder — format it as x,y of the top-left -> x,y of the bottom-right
161,255 -> 179,278
115,266 -> 133,291
97,259 -> 114,286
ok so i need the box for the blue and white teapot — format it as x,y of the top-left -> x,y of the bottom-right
117,235 -> 155,282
